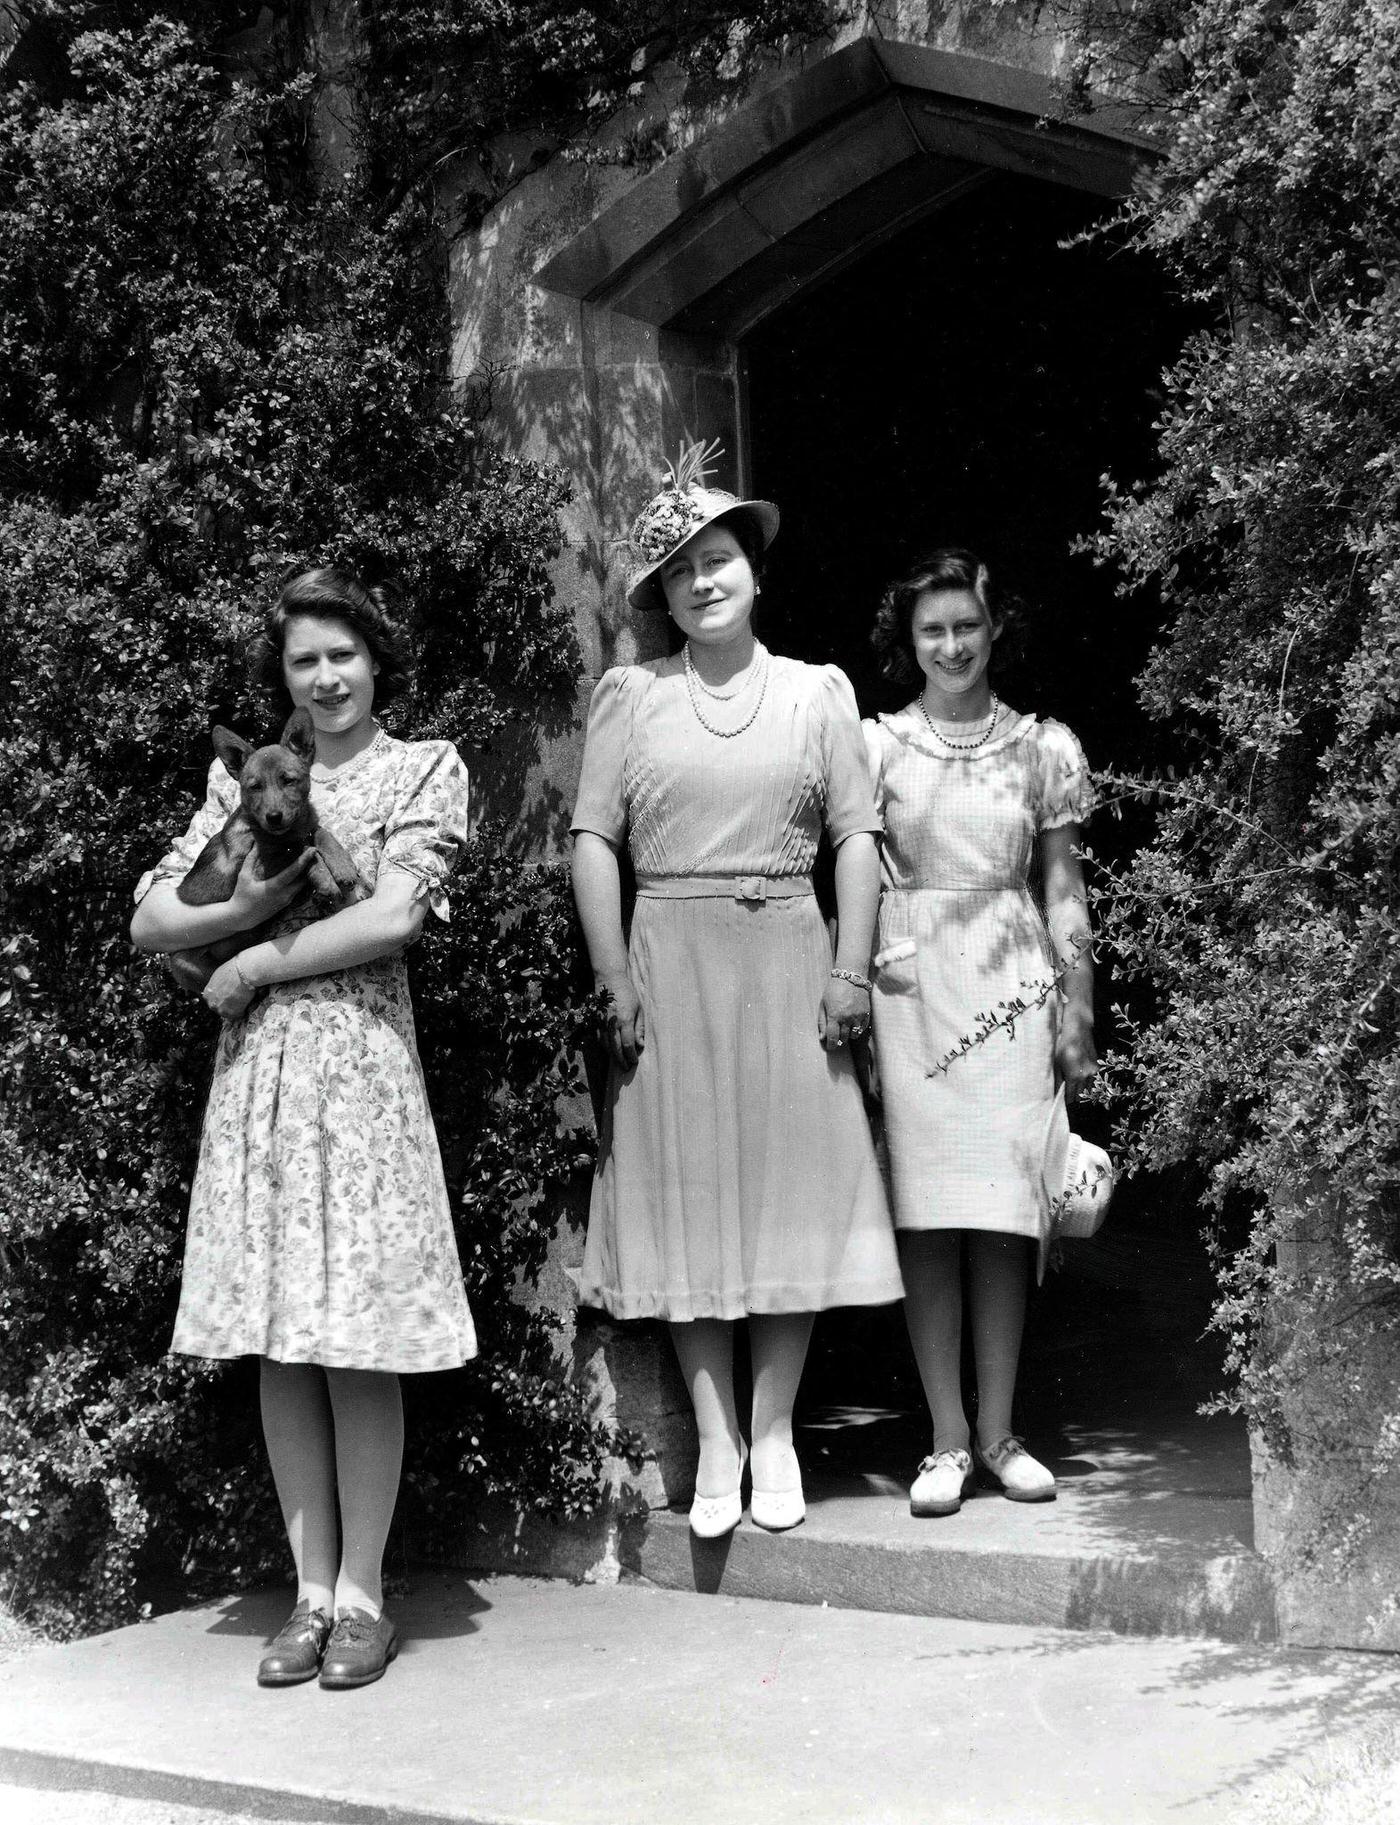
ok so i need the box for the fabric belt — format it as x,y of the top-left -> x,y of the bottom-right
635,874 -> 815,903
884,882 -> 1022,894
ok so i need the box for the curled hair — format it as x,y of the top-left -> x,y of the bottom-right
870,547 -> 1002,692
250,565 -> 414,710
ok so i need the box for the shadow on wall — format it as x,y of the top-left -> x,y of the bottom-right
467,679 -> 582,857
489,323 -> 740,662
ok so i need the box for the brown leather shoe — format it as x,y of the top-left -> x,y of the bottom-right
256,1600 -> 332,1687
318,1607 -> 399,1690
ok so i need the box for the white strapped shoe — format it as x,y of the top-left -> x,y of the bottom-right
975,1435 -> 1057,1502
909,1447 -> 975,1517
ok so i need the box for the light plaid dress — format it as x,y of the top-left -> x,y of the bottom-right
864,710 -> 1093,1237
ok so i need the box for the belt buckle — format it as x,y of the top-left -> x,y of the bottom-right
735,876 -> 767,903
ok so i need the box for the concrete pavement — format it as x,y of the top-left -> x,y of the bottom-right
2,1573 -> 1397,1825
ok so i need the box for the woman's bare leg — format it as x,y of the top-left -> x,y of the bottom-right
324,1367 -> 404,1617
669,1320 -> 743,1496
967,1231 -> 1031,1446
899,1230 -> 969,1451
259,1359 -> 338,1613
748,1312 -> 815,1491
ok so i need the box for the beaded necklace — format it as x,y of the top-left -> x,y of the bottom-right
683,642 -> 770,738
917,690 -> 1002,752
311,721 -> 390,785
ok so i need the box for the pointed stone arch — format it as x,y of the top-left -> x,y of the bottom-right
536,39 -> 1151,340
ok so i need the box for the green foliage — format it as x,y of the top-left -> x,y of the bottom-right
0,5 -> 600,1634
1060,1 -> 1400,1553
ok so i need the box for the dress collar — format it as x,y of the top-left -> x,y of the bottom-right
877,704 -> 1035,762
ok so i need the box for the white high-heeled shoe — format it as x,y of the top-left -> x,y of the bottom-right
688,1447 -> 747,1539
750,1444 -> 805,1532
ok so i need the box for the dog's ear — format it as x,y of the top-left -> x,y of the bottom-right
280,707 -> 316,764
211,726 -> 253,778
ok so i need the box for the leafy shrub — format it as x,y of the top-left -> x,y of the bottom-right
0,8 -> 596,1635
1056,1 -> 1400,1558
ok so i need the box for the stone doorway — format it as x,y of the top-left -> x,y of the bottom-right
500,33 -> 1262,1629
740,173 -> 1242,1526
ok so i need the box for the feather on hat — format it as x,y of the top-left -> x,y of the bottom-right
623,439 -> 779,610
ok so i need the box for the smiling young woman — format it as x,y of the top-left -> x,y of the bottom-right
130,564 -> 472,1690
864,548 -> 1097,1518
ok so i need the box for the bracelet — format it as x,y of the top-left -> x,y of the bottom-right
830,967 -> 871,993
232,953 -> 257,992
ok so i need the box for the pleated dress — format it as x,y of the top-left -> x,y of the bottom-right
864,709 -> 1093,1239
572,652 -> 903,1321
135,729 -> 478,1373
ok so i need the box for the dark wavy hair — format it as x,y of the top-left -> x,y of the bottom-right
250,565 -> 414,710
870,547 -> 1006,692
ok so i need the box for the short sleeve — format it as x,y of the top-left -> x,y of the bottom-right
570,668 -> 637,846
861,717 -> 888,825
133,761 -> 238,904
1035,720 -> 1095,832
380,742 -> 471,922
817,666 -> 882,846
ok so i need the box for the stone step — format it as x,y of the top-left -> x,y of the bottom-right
618,1408 -> 1274,1643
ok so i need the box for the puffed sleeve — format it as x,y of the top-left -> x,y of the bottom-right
380,741 -> 471,922
817,665 -> 882,846
1035,720 -> 1095,831
569,667 -> 636,846
132,760 -> 238,904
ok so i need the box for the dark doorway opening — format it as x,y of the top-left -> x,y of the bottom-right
744,174 -> 1234,1495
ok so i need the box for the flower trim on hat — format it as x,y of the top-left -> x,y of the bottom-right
626,438 -> 737,566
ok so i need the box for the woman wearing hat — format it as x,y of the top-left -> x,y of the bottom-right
863,548 -> 1101,1518
571,443 -> 902,1537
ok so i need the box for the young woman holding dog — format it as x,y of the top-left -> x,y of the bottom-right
863,549 -> 1096,1519
571,444 -> 902,1539
131,565 -> 473,1689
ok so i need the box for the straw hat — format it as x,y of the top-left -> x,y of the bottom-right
1037,1086 -> 1115,1279
623,439 -> 779,610
1057,1130 -> 1116,1238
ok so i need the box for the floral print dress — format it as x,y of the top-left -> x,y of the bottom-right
135,728 -> 477,1373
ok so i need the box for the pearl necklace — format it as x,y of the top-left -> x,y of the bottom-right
918,690 -> 1002,751
311,721 -> 389,785
684,642 -> 770,738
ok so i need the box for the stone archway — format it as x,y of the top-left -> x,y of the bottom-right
534,40 -> 1148,342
